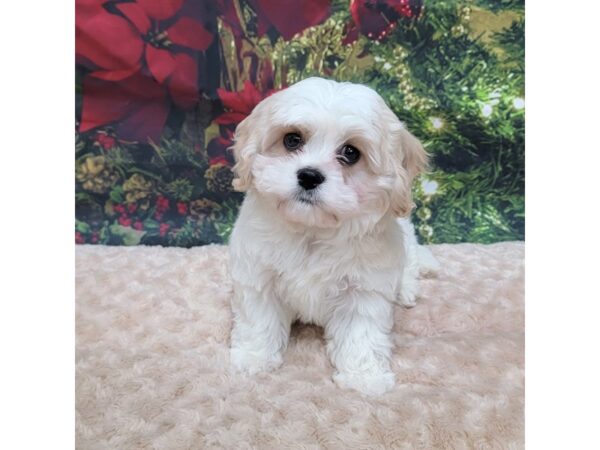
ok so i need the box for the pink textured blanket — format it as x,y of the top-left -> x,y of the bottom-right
76,242 -> 524,449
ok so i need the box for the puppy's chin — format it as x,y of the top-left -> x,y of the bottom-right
277,198 -> 340,229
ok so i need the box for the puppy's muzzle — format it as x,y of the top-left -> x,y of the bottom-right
297,167 -> 325,191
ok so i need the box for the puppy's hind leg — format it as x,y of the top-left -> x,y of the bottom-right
396,218 -> 440,307
230,284 -> 293,375
396,219 -> 421,307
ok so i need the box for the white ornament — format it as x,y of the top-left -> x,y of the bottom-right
513,97 -> 525,109
481,104 -> 493,117
430,117 -> 444,129
421,179 -> 439,196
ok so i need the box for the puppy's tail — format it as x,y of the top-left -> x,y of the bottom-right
398,217 -> 440,276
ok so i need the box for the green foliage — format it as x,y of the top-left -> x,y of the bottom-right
362,1 -> 524,243
213,199 -> 241,243
473,0 -> 524,13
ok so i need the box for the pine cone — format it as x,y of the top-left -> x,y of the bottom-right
189,198 -> 220,221
76,155 -> 119,194
204,163 -> 234,193
123,174 -> 154,203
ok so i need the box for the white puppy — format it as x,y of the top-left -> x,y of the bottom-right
228,77 -> 439,396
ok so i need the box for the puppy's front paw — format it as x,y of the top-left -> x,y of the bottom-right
333,369 -> 396,396
398,291 -> 417,308
230,346 -> 283,375
398,281 -> 419,308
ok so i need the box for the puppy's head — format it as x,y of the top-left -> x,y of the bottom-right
232,77 -> 427,228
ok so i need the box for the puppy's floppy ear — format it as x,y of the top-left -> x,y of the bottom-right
231,104 -> 263,192
389,121 -> 429,217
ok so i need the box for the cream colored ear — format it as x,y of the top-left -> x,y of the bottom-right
390,126 -> 429,217
231,107 -> 261,192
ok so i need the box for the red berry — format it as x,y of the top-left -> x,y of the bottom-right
159,223 -> 170,237
97,134 -> 116,150
119,216 -> 132,227
127,203 -> 137,214
177,202 -> 188,215
75,231 -> 85,244
133,221 -> 143,231
114,204 -> 125,214
155,195 -> 170,213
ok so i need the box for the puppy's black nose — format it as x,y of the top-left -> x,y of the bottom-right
297,167 -> 325,191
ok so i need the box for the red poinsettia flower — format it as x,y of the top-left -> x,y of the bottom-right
76,0 -> 213,106
251,0 -> 331,40
349,0 -> 423,41
215,80 -> 278,126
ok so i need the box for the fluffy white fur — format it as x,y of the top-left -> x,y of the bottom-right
229,77 -> 439,395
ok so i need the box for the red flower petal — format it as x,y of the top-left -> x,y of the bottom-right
116,97 -> 170,143
89,65 -> 141,81
214,111 -> 249,125
76,10 -> 143,71
166,17 -> 214,51
116,2 -> 151,34
76,0 -> 107,24
146,46 -> 176,84
80,75 -> 132,132
255,7 -> 272,37
80,73 -> 170,142
217,80 -> 260,115
252,0 -> 331,40
136,0 -> 183,20
115,75 -> 170,142
168,53 -> 199,110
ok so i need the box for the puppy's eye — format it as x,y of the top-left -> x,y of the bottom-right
283,133 -> 303,151
338,144 -> 361,165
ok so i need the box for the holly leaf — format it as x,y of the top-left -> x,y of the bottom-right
109,186 -> 124,203
142,218 -> 160,232
109,223 -> 146,245
75,220 -> 91,234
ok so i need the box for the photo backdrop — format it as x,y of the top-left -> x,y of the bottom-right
75,0 -> 524,246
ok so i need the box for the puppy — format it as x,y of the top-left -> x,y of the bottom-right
228,77 -> 439,396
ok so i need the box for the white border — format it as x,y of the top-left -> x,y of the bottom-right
0,1 -> 74,448
527,0 -> 600,448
